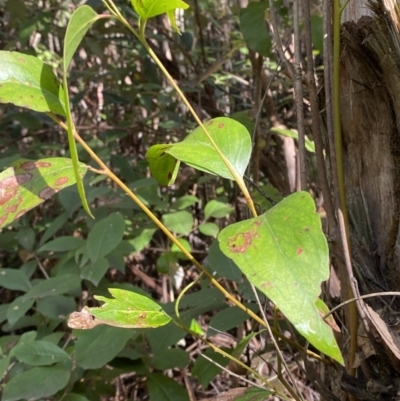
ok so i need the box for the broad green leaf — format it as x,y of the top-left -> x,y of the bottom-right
63,5 -> 101,219
199,222 -> 220,237
165,117 -> 251,181
239,2 -> 271,56
192,349 -> 229,389
146,144 -> 180,186
2,364 -> 70,401
0,355 -> 10,381
204,199 -> 234,219
2,364 -> 71,401
12,340 -> 70,366
81,257 -> 109,286
207,305 -> 258,337
17,227 -> 35,250
75,325 -> 133,369
74,288 -> 171,329
235,388 -> 274,401
0,268 -> 31,292
87,212 -> 125,263
218,192 -> 343,364
39,212 -> 69,245
131,0 -> 189,20
150,348 -> 189,370
171,195 -> 199,210
36,295 -> 77,320
7,296 -> 34,326
147,373 -> 190,401
270,127 -> 315,153
162,210 -> 193,235
0,51 -> 65,116
23,274 -> 81,300
0,158 -> 87,229
38,236 -> 85,253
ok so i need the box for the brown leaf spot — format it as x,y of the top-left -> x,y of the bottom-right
296,246 -> 303,255
0,173 -> 33,188
228,229 -> 259,253
55,177 -> 68,186
19,57 -> 26,63
208,120 -> 214,126
218,123 -> 225,128
261,281 -> 273,290
39,187 -> 56,200
139,313 -> 147,319
0,189 -> 16,205
20,161 -> 37,171
167,172 -> 172,180
35,161 -> 51,168
5,204 -> 18,213
304,227 -> 310,232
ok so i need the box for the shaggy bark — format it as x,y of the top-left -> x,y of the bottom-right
333,0 -> 400,397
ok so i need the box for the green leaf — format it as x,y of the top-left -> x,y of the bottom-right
23,274 -> 81,300
12,340 -> 70,366
270,127 -> 315,153
165,117 -> 251,181
0,268 -> 31,292
199,222 -> 220,237
192,349 -> 228,389
204,199 -> 234,219
39,211 -> 69,245
2,364 -> 70,401
87,212 -> 125,263
73,288 -> 171,329
0,158 -> 87,229
131,0 -> 189,20
162,210 -> 193,235
171,195 -> 199,210
38,236 -> 85,252
63,5 -> 101,219
150,348 -> 189,370
81,257 -> 109,286
235,388 -> 274,401
207,305 -> 258,337
218,192 -> 343,363
147,373 -> 190,401
239,2 -> 271,56
7,296 -> 34,326
17,227 -> 35,250
36,295 -> 77,320
146,144 -> 180,186
75,325 -> 133,369
0,51 -> 66,116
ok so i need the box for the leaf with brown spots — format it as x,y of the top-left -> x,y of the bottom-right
0,157 -> 87,228
147,117 -> 251,182
0,51 -> 66,116
146,144 -> 181,185
68,288 -> 171,329
218,191 -> 343,364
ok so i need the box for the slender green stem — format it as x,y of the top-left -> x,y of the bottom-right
332,0 -> 358,377
104,0 -> 257,218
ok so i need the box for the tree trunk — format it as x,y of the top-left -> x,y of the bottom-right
336,0 -> 400,398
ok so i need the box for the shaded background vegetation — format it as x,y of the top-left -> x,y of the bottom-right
0,1 -> 326,400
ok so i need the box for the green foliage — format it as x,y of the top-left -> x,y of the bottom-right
0,1 -> 342,400
240,2 -> 271,56
218,192 -> 342,363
